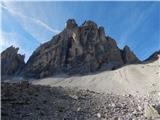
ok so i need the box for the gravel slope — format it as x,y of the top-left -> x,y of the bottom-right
33,59 -> 160,97
2,59 -> 160,120
2,82 -> 160,120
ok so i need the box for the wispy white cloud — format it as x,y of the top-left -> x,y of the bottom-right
0,1 -> 61,60
118,3 -> 156,48
0,31 -> 20,51
0,31 -> 34,62
0,2 -> 60,34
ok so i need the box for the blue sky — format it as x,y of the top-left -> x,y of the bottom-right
0,1 -> 159,62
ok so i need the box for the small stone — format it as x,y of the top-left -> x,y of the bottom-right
69,95 -> 78,100
97,113 -> 101,118
133,110 -> 137,115
77,107 -> 80,111
111,103 -> 116,107
138,105 -> 142,111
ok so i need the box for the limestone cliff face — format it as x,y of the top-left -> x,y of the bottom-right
1,46 -> 25,76
21,19 -> 140,78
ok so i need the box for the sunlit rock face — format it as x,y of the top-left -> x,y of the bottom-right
20,19 -> 140,78
1,46 -> 25,76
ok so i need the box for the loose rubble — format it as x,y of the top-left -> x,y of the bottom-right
1,82 -> 160,120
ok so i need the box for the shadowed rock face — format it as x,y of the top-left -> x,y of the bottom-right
1,46 -> 25,76
144,50 -> 160,62
121,45 -> 141,64
21,19 -> 140,78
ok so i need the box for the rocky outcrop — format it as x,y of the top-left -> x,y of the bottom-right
121,45 -> 141,64
65,19 -> 77,29
144,50 -> 160,62
20,19 -> 140,78
1,46 -> 25,76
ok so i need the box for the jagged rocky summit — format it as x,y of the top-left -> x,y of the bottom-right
1,19 -> 141,79
20,19 -> 140,78
144,50 -> 160,62
1,46 -> 25,76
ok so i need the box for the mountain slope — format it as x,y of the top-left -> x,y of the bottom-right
21,19 -> 140,78
33,58 -> 160,97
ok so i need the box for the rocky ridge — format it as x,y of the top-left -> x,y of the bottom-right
144,50 -> 160,63
20,19 -> 140,78
1,46 -> 25,77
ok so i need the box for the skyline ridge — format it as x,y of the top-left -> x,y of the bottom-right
1,1 -> 159,61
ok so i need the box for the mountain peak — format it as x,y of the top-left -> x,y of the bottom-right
1,46 -> 25,77
122,45 -> 140,64
1,19 -> 141,79
65,19 -> 77,29
123,45 -> 130,50
81,20 -> 97,28
144,50 -> 160,62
